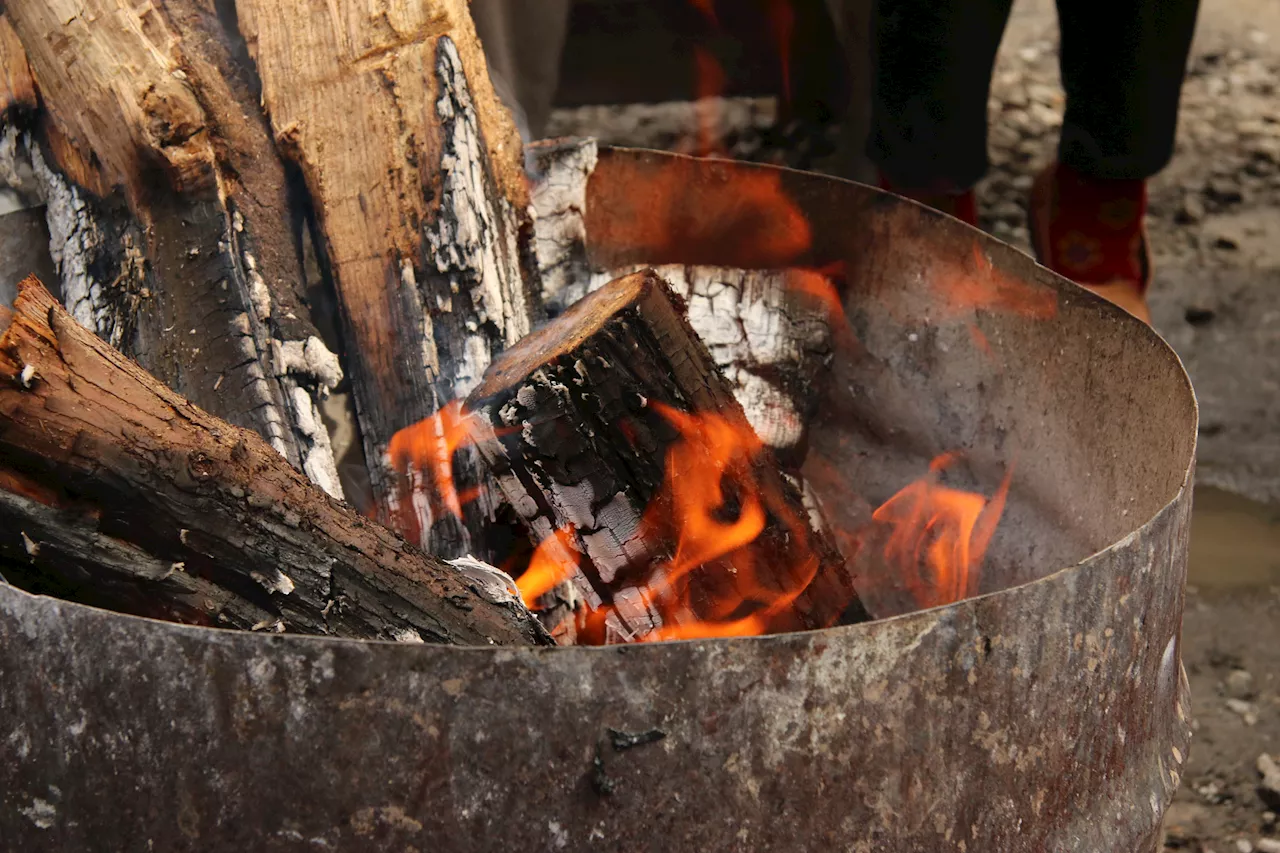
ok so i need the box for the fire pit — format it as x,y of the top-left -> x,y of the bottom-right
0,145 -> 1195,851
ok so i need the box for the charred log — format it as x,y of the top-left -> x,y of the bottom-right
529,141 -> 837,460
235,0 -> 542,560
0,277 -> 550,647
465,269 -> 868,643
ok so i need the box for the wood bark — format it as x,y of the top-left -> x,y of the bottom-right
464,270 -> 867,643
235,0 -> 542,561
0,276 -> 550,647
0,2 -> 346,498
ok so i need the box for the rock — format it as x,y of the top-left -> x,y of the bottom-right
1178,193 -> 1207,224
1238,840 -> 1255,853
1255,840 -> 1280,853
1226,668 -> 1257,699
1260,754 -> 1280,808
1207,178 -> 1246,206
1185,305 -> 1217,327
1227,698 -> 1259,725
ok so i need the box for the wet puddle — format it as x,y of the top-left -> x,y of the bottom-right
1187,487 -> 1280,588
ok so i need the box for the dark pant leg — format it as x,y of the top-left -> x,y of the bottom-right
1056,0 -> 1201,179
866,0 -> 1014,192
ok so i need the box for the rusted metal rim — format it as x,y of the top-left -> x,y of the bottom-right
1,148 -> 1198,852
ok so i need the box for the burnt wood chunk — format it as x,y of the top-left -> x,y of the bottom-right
465,269 -> 868,643
0,277 -> 550,647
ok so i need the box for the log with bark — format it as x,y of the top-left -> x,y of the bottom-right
0,276 -> 550,647
0,2 -> 347,498
464,269 -> 869,644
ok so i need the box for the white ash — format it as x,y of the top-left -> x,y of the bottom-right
421,37 -> 533,405
273,335 -> 344,391
287,384 -> 343,499
448,556 -> 524,608
530,138 -> 598,312
388,626 -> 425,644
250,568 -> 295,596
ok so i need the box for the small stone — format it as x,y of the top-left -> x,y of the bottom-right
1177,194 -> 1206,224
1238,840 -> 1255,853
1184,305 -> 1216,327
1226,669 -> 1256,699
1260,754 -> 1280,804
1207,178 -> 1246,205
1227,698 -> 1259,725
1255,840 -> 1280,853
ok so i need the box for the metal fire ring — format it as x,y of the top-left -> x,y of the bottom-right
0,147 -> 1197,852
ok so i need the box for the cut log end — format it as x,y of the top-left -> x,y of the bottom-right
466,270 -> 868,643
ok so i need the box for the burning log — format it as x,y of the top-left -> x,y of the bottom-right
464,269 -> 868,643
530,141 -> 837,460
235,0 -> 541,561
0,277 -> 549,647
0,2 -> 346,497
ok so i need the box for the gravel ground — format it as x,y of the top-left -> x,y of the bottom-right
545,3 -> 1280,848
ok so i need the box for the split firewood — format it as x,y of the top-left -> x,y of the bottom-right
465,269 -> 868,643
0,277 -> 550,647
235,0 -> 542,561
0,3 -> 345,497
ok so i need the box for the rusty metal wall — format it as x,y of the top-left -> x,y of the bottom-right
0,150 -> 1197,852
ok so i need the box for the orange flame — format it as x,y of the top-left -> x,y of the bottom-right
693,46 -> 728,156
517,526 -> 581,608
871,453 -> 1013,608
515,402 -> 831,643
592,159 -> 813,268
932,244 -> 1059,321
386,400 -> 479,520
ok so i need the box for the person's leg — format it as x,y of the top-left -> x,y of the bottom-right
1056,0 -> 1201,180
867,0 -> 1015,202
1029,0 -> 1200,322
470,0 -> 572,141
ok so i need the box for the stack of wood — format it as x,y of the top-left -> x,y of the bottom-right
0,0 -> 867,647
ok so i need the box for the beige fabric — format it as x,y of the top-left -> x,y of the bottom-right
470,0 -> 572,140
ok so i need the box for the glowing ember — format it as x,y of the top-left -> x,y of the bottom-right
871,453 -> 1013,609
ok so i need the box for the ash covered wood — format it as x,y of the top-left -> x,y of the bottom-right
0,277 -> 550,647
465,269 -> 867,643
237,0 -> 542,561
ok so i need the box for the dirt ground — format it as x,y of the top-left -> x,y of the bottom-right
547,0 -> 1280,848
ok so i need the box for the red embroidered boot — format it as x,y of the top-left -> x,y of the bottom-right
1028,162 -> 1152,324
